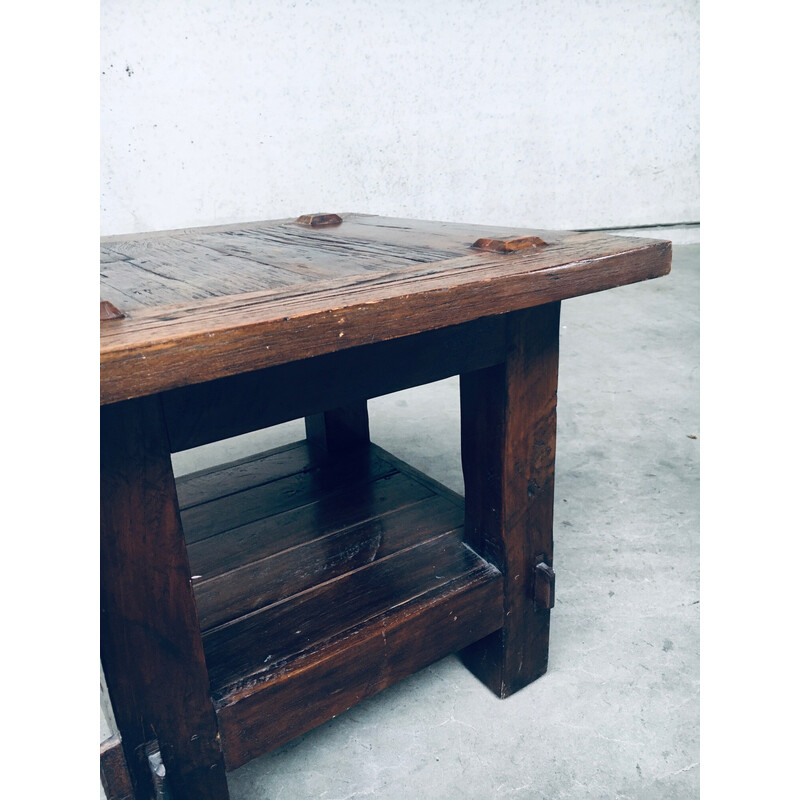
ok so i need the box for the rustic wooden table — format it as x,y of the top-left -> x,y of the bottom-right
100,213 -> 671,800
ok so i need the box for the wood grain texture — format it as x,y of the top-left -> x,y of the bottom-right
167,437 -> 503,769
215,566 -> 503,769
202,531 -> 479,691
459,303 -> 560,697
162,316 -> 505,452
182,441 -> 462,582
102,236 -> 313,297
175,441 -> 312,509
187,472 -> 432,581
100,215 -> 671,404
100,397 -> 229,800
192,493 -> 461,630
180,447 -> 393,545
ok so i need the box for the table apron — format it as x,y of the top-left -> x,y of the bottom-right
162,315 -> 507,453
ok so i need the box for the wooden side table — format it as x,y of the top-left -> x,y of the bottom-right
100,213 -> 671,800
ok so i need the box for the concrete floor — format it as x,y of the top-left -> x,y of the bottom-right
107,236 -> 699,799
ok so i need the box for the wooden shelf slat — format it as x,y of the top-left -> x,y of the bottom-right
215,566 -> 503,769
180,447 -> 394,545
188,471 -> 436,582
175,440 -> 311,509
192,492 -> 463,630
175,440 -> 504,768
203,529 -> 481,688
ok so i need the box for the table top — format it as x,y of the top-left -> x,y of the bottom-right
100,213 -> 671,405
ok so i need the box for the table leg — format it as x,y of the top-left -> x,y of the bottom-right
101,396 -> 229,800
459,302 -> 560,697
305,401 -> 370,454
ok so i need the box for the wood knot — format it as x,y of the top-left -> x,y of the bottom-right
471,235 -> 547,253
295,213 -> 343,228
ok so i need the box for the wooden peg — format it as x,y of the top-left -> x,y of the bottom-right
295,213 -> 343,228
471,235 -> 547,253
533,561 -> 556,610
101,300 -> 125,321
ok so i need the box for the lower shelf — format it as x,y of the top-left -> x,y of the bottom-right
176,440 -> 504,769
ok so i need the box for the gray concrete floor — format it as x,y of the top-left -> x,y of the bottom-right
126,239 -> 699,800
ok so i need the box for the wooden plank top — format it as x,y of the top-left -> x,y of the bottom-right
100,213 -> 671,405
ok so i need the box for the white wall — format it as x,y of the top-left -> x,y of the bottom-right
100,0 -> 698,236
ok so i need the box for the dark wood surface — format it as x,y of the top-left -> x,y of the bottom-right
178,438 -> 460,629
179,448 -> 394,544
168,439 -> 503,768
175,440 -> 312,509
193,492 -> 461,630
100,214 -> 671,404
185,472 -> 437,581
216,565 -> 502,769
460,303 -> 561,697
305,401 -> 370,455
203,530 -> 484,690
161,315 -> 505,452
100,397 -> 229,800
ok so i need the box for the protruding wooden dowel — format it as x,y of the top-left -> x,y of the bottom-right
295,213 -> 343,228
100,300 -> 125,321
471,235 -> 547,253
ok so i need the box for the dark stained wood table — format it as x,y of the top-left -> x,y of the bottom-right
100,213 -> 671,800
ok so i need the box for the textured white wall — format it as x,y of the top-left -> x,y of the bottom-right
100,0 -> 698,236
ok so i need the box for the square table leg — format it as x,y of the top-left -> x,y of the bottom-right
305,401 -> 370,455
100,396 -> 229,800
460,302 -> 560,697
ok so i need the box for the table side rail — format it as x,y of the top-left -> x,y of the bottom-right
162,316 -> 505,452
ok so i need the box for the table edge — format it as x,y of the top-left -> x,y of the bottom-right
100,238 -> 671,406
